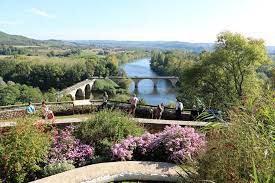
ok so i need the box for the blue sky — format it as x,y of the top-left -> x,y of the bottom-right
0,0 -> 274,45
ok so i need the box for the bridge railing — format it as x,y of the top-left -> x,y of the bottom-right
61,76 -> 179,94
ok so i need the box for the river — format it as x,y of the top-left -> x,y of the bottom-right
120,58 -> 177,105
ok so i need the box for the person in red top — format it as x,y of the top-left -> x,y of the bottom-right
128,94 -> 139,117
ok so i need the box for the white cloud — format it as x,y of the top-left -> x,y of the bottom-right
31,8 -> 54,18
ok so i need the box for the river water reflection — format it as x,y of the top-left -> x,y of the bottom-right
120,58 -> 177,105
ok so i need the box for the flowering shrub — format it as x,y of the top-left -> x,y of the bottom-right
0,118 -> 51,183
111,125 -> 205,163
48,126 -> 93,167
75,110 -> 144,157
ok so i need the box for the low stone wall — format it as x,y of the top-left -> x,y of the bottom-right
0,103 -> 191,121
0,105 -> 95,120
111,103 -> 190,120
31,161 -> 185,183
0,109 -> 26,120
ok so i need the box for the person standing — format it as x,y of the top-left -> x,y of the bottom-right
41,101 -> 55,122
26,101 -> 35,114
129,94 -> 139,117
190,105 -> 198,121
158,103 -> 165,119
152,103 -> 165,119
175,99 -> 183,120
101,91 -> 108,109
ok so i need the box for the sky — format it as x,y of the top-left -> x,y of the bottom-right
0,0 -> 275,45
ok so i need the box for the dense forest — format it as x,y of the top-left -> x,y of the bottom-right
0,55 -> 118,91
0,78 -> 60,105
151,32 -> 275,109
0,42 -> 149,105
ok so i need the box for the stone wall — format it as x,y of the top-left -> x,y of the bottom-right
111,103 -> 190,120
0,103 -> 190,121
31,161 -> 184,183
0,109 -> 26,120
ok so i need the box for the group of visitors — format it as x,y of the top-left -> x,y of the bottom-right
25,92 -> 199,123
126,95 -> 199,120
98,92 -> 140,116
26,101 -> 55,122
26,92 -> 199,122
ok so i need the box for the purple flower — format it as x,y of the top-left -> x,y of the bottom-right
111,125 -> 205,163
47,126 -> 94,166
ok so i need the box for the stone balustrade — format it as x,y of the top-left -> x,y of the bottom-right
31,161 -> 185,183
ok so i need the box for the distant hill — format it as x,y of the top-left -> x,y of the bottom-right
1,30 -> 274,54
0,31 -> 74,46
71,40 -> 214,53
0,31 -> 41,45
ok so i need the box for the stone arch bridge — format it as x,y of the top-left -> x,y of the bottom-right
61,76 -> 179,100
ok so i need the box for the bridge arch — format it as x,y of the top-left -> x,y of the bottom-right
75,88 -> 85,100
84,84 -> 91,99
61,77 -> 178,101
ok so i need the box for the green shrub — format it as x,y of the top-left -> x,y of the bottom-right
196,96 -> 274,183
116,78 -> 132,89
112,94 -> 130,102
43,162 -> 75,177
0,118 -> 51,183
75,110 -> 144,156
93,79 -> 119,95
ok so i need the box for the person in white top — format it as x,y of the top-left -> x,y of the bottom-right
129,94 -> 139,117
101,91 -> 108,109
175,99 -> 183,120
41,101 -> 55,122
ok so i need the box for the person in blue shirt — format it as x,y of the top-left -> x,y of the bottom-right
26,101 -> 35,114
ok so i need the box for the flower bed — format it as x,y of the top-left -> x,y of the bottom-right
111,125 -> 205,163
0,111 -> 205,182
47,126 -> 94,167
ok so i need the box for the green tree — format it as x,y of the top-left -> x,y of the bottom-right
85,58 -> 96,79
18,85 -> 44,103
11,62 -> 32,84
0,77 -> 6,86
180,32 -> 271,108
0,85 -> 20,105
44,88 -> 57,102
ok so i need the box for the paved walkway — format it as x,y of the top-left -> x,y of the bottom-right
0,117 -> 209,128
31,161 -> 185,183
